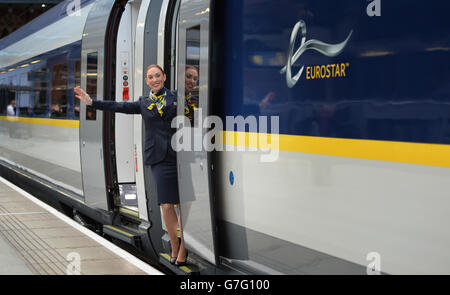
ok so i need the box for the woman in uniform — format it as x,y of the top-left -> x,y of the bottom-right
184,65 -> 199,123
74,64 -> 188,266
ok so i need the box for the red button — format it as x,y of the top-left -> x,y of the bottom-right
123,87 -> 129,101
123,82 -> 128,87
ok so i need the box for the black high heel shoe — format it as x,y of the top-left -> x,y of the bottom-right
170,238 -> 182,265
175,249 -> 188,267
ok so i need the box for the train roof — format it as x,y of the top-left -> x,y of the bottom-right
0,0 -> 96,51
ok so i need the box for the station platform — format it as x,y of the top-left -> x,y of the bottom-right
0,176 -> 163,275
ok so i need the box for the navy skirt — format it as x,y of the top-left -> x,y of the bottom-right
151,160 -> 180,205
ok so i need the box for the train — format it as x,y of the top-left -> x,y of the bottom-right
1,0 -> 450,275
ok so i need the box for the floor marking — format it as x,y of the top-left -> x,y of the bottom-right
0,176 -> 163,275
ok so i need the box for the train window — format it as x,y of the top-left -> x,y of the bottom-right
86,52 -> 98,121
0,78 -> 7,115
74,59 -> 81,119
31,67 -> 49,117
51,63 -> 68,118
185,25 -> 200,127
17,72 -> 34,117
8,75 -> 17,114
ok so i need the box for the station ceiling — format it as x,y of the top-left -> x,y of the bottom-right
0,1 -> 64,39
0,1 -> 63,3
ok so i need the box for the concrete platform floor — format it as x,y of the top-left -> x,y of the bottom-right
0,176 -> 162,275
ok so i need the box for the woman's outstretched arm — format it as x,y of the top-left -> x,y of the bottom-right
74,87 -> 141,114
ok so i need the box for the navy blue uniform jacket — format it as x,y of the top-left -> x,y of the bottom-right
91,88 -> 177,166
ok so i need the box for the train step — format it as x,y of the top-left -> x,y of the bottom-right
103,224 -> 141,247
159,253 -> 199,275
118,205 -> 140,220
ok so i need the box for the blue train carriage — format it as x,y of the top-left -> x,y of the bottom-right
212,0 -> 450,275
0,0 -> 449,275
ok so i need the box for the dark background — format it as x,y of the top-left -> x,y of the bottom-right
0,0 -> 64,39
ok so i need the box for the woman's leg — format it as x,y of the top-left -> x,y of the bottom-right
160,203 -> 179,258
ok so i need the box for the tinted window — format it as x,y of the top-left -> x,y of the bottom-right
185,26 -> 200,126
74,59 -> 81,119
0,78 -> 7,115
30,67 -> 49,117
86,52 -> 98,121
51,62 -> 68,118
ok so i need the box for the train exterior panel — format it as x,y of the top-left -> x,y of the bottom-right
0,0 -> 449,275
211,0 -> 450,274
0,2 -> 96,196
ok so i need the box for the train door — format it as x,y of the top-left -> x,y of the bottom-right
80,0 -> 128,211
80,1 -> 110,210
175,0 -> 217,265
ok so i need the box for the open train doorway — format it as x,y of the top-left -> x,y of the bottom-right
135,0 -> 218,269
80,0 -> 143,216
114,0 -> 141,218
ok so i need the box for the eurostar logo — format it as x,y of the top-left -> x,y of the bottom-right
280,20 -> 353,88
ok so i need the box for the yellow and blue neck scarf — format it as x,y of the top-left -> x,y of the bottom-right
185,93 -> 198,121
147,88 -> 167,116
